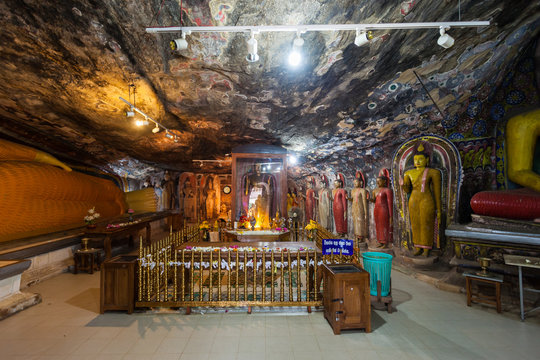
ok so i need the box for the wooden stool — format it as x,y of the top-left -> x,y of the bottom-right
74,248 -> 100,274
463,272 -> 503,313
370,279 -> 393,313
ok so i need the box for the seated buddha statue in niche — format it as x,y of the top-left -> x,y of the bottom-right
242,163 -> 276,228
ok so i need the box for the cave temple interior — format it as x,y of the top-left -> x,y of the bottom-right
0,1 -> 539,359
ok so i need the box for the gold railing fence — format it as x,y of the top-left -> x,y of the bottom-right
137,247 -> 322,307
136,220 -> 357,309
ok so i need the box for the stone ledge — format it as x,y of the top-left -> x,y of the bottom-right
393,263 -> 463,294
0,292 -> 42,321
0,260 -> 31,281
366,246 -> 394,255
402,254 -> 439,267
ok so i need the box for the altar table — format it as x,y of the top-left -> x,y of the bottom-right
85,212 -> 173,259
222,230 -> 290,242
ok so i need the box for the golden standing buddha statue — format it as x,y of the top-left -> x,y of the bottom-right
401,143 -> 442,257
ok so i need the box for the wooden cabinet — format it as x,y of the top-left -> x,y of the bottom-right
100,255 -> 137,314
322,263 -> 371,334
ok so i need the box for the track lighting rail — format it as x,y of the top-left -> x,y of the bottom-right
146,21 -> 489,34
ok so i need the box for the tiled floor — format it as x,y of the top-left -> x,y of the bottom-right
0,270 -> 538,360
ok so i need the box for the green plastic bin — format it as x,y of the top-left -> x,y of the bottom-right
362,252 -> 393,296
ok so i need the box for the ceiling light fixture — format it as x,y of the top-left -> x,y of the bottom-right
135,119 -> 149,126
125,84 -> 136,117
126,107 -> 135,117
437,26 -> 455,48
147,21 -> 489,61
170,31 -> 190,51
288,31 -> 304,67
246,30 -> 259,62
119,97 -> 176,140
354,29 -> 373,47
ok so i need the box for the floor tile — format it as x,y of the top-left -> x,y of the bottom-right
238,335 -> 265,352
179,353 -> 209,360
237,352 -> 266,360
72,338 -> 112,355
211,336 -> 240,353
156,337 -> 189,354
1,269 -> 538,360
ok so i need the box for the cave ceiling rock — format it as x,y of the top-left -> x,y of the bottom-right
0,0 -> 540,181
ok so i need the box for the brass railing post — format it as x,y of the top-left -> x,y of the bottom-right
271,252 -> 275,302
297,251 -> 301,302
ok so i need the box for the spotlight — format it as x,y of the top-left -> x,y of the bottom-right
288,154 -> 298,165
135,119 -> 149,126
354,29 -> 373,47
170,31 -> 189,51
152,124 -> 160,133
246,31 -> 259,62
288,51 -> 301,67
437,26 -> 454,49
126,107 -> 135,117
288,32 -> 304,67
165,131 -> 174,139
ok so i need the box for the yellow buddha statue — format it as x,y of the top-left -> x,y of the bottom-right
506,109 -> 540,192
402,143 -> 442,257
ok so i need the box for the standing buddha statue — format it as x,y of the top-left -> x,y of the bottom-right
371,169 -> 393,249
332,173 -> 348,237
316,175 -> 332,230
401,143 -> 442,257
349,171 -> 369,243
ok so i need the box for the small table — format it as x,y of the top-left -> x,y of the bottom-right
463,271 -> 503,313
84,212 -> 173,260
504,254 -> 540,321
74,248 -> 100,274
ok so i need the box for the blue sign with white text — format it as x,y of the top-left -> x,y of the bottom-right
322,239 -> 354,256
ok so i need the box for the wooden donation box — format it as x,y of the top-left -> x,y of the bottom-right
322,263 -> 371,334
100,255 -> 137,314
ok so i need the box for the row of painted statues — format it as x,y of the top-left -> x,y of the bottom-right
302,142 -> 441,256
301,171 -> 394,249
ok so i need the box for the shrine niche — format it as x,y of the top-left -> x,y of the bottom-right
231,144 -> 288,228
217,174 -> 232,221
392,135 -> 463,256
200,174 -> 221,220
